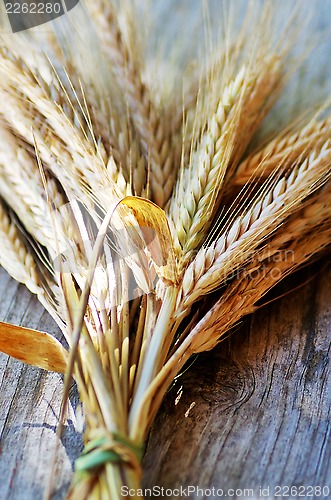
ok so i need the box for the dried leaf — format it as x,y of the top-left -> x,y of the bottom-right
119,196 -> 178,286
0,321 -> 68,373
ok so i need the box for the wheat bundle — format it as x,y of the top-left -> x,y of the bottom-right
0,1 -> 330,499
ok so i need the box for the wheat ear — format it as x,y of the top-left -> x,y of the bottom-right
167,66 -> 248,257
232,116 -> 331,187
0,48 -> 124,206
177,141 -> 331,318
126,218 -> 331,444
189,230 -> 331,354
0,201 -> 42,296
0,198 -> 66,327
107,115 -> 147,197
85,0 -> 178,207
0,123 -> 70,252
151,228 -> 331,403
0,88 -> 90,204
0,88 -> 124,215
0,87 -> 104,205
256,188 -> 331,260
17,36 -> 144,195
168,55 -> 283,265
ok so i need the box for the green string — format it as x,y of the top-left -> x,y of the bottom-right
75,433 -> 143,473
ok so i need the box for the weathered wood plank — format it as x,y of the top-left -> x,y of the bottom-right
0,268 -> 82,500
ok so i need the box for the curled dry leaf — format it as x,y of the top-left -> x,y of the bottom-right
119,196 -> 178,286
0,321 -> 68,373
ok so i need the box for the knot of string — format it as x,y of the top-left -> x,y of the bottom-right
75,432 -> 143,476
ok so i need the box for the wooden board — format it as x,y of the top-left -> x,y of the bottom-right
0,269 -> 82,500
